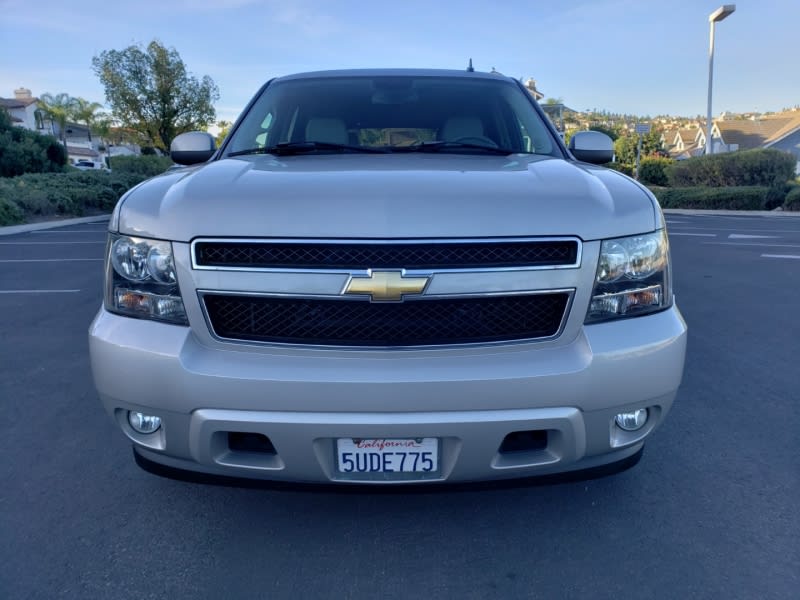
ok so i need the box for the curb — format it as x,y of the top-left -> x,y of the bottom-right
0,215 -> 110,237
663,209 -> 800,217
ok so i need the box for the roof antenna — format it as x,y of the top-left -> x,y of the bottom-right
466,58 -> 474,73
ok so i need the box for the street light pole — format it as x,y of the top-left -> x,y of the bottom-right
706,4 -> 736,155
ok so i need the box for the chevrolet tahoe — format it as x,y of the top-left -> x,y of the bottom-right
89,69 -> 687,485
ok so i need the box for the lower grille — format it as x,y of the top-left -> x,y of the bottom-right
202,293 -> 570,347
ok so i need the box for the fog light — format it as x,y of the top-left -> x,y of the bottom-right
128,411 -> 162,434
615,409 -> 648,431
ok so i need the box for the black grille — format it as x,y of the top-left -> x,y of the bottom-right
194,240 -> 578,270
203,293 -> 569,346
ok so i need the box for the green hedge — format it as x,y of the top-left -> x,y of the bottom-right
604,162 -> 634,176
108,154 -> 173,177
785,186 -> 800,211
638,157 -> 673,186
667,149 -> 796,187
653,186 -> 771,210
0,155 -> 179,226
0,109 -> 67,176
0,196 -> 23,225
0,170 -> 148,226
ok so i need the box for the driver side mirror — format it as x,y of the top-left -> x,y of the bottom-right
170,132 -> 216,165
569,131 -> 614,164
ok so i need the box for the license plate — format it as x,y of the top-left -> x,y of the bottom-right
336,438 -> 439,476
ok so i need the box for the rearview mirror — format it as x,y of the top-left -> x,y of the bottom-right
170,132 -> 216,165
569,131 -> 614,165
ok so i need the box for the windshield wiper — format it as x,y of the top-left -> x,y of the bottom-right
228,141 -> 390,157
396,141 -> 516,155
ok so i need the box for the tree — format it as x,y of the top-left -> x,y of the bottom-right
92,40 -> 220,151
38,92 -> 76,144
71,97 -> 104,141
214,120 -> 232,147
613,131 -> 663,166
543,97 -> 564,105
588,125 -> 619,141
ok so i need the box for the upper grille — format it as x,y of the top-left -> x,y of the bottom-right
202,292 -> 570,347
193,239 -> 579,270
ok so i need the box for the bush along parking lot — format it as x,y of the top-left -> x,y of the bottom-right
656,148 -> 799,211
0,155 -> 174,226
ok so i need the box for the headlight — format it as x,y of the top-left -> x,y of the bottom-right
104,234 -> 188,324
585,229 -> 672,323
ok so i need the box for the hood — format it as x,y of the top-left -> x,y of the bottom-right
116,154 -> 659,241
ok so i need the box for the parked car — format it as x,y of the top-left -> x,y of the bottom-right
89,68 -> 686,485
73,160 -> 109,171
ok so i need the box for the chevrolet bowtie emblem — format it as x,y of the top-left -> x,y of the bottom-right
343,271 -> 430,302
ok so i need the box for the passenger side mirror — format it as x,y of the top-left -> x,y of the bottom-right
170,132 -> 216,165
569,131 -> 614,165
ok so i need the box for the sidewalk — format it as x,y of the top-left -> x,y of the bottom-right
0,215 -> 110,236
663,208 -> 800,217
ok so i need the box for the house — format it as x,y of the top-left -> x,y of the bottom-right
0,88 -> 42,131
667,127 -> 705,159
710,111 -> 800,172
523,78 -> 544,101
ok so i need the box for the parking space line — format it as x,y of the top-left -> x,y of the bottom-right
762,254 -> 800,260
0,241 -> 105,245
667,227 -> 800,233
728,234 -> 780,239
703,242 -> 800,248
669,233 -> 717,237
30,230 -> 108,234
0,289 -> 81,294
0,259 -> 103,263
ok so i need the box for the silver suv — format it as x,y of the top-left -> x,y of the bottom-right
89,69 -> 686,485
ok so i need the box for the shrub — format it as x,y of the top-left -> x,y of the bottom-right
666,149 -> 796,188
764,183 -> 791,210
0,109 -> 67,176
108,154 -> 173,177
0,170 -> 151,224
654,186 -> 770,210
0,196 -> 23,226
604,162 -> 634,177
638,157 -> 673,186
784,186 -> 800,211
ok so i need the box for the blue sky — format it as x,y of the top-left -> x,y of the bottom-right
1,0 -> 797,124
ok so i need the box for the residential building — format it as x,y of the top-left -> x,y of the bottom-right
0,88 -> 43,130
710,111 -> 800,171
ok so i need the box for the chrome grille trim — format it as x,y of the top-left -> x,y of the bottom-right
190,237 -> 583,273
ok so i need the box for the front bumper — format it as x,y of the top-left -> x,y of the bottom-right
89,306 -> 687,484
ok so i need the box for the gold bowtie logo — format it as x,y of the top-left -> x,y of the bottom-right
344,271 -> 429,302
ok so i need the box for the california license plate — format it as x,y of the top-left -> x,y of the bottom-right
336,438 -> 439,476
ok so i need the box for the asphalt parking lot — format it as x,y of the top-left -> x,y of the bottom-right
1,213 -> 798,599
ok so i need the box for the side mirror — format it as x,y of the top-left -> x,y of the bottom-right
170,132 -> 216,165
569,131 -> 614,165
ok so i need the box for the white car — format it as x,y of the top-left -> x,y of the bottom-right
89,69 -> 686,485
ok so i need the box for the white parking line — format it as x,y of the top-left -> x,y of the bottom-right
0,289 -> 81,294
30,230 -> 108,234
669,232 -> 717,237
667,227 -> 800,233
0,259 -> 103,263
704,242 -> 800,248
762,254 -> 800,260
0,241 -> 105,245
728,234 -> 779,239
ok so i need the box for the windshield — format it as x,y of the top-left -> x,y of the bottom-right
224,75 -> 558,156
